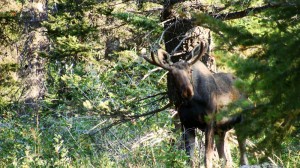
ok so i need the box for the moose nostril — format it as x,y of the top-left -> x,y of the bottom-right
187,88 -> 194,99
181,92 -> 187,99
181,87 -> 194,100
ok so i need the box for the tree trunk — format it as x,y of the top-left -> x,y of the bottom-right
162,1 -> 217,167
161,1 -> 215,69
18,1 -> 49,116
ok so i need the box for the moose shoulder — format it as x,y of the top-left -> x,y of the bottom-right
143,41 -> 248,168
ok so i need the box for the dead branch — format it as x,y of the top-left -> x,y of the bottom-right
140,96 -> 168,107
137,92 -> 168,102
126,7 -> 163,15
141,67 -> 162,80
210,3 -> 282,20
172,35 -> 191,55
88,103 -> 172,136
126,102 -> 172,119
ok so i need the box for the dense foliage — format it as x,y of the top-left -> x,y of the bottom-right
0,0 -> 299,167
194,1 -> 300,156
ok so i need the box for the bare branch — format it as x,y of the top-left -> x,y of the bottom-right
138,96 -> 168,109
172,35 -> 190,55
211,3 -> 282,20
158,71 -> 168,83
126,103 -> 172,119
88,103 -> 173,136
126,7 -> 163,15
158,24 -> 169,44
137,92 -> 168,102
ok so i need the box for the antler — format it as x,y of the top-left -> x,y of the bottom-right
143,49 -> 173,70
187,41 -> 208,65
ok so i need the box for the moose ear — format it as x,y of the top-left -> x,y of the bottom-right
187,41 -> 208,65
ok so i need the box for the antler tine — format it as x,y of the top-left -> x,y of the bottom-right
140,47 -> 161,66
164,51 -> 173,65
156,49 -> 173,70
142,50 -> 172,70
187,41 -> 208,65
142,54 -> 156,65
157,49 -> 173,67
151,50 -> 165,67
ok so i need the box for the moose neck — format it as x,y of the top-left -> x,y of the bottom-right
190,61 -> 217,104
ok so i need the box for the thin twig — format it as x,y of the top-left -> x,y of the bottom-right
158,71 -> 168,83
137,92 -> 168,102
171,35 -> 190,55
108,129 -> 131,151
86,119 -> 108,135
126,103 -> 172,119
158,21 -> 174,45
141,67 -> 162,80
138,96 -> 168,108
89,103 -> 173,135
212,3 -> 282,20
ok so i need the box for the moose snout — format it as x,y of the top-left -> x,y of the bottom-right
181,85 -> 194,100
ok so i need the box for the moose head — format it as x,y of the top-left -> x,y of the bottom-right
143,41 -> 207,101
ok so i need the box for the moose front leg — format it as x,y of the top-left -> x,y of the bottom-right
237,132 -> 249,166
205,122 -> 215,168
216,131 -> 233,168
183,127 -> 196,166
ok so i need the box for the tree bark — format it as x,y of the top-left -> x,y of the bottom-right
161,1 -> 215,70
18,1 -> 49,116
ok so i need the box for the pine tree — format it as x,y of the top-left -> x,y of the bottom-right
193,0 -> 300,157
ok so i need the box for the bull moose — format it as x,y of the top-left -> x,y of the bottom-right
143,41 -> 248,168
